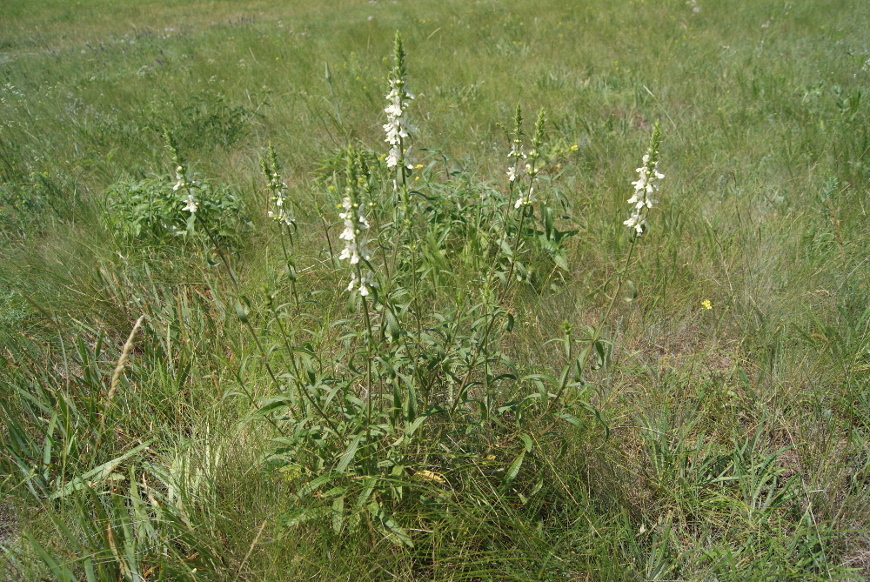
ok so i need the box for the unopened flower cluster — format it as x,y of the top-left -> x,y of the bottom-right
624,126 -> 664,235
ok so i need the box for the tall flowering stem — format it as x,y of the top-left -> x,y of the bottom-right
338,153 -> 374,298
262,144 -> 296,233
383,32 -> 424,344
506,105 -> 526,197
164,132 -> 290,431
165,130 -> 199,224
453,108 -> 546,413
337,150 -> 377,446
543,123 -> 664,413
612,122 -> 664,305
500,107 -> 546,299
512,108 -> 544,211
262,144 -> 299,305
164,131 -> 236,286
384,32 -> 414,214
555,123 -> 664,414
624,121 -> 663,237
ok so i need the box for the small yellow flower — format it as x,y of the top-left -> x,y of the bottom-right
414,163 -> 423,169
569,144 -> 579,152
701,300 -> 712,310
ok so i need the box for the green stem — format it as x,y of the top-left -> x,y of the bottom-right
357,265 -> 376,474
499,204 -> 529,304
278,225 -> 300,307
196,214 -> 286,433
271,302 -> 338,434
590,236 -> 638,351
546,327 -> 573,414
451,155 -> 539,414
546,236 -> 639,414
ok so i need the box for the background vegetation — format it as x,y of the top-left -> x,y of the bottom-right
1,0 -> 868,579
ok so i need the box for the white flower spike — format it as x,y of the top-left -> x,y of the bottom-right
337,152 -> 375,297
624,122 -> 663,236
384,33 -> 414,172
262,147 -> 295,229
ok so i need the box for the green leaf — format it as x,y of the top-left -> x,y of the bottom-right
257,395 -> 295,414
382,515 -> 414,548
331,495 -> 345,533
353,477 -> 378,512
42,410 -> 58,481
503,449 -> 526,489
556,412 -> 585,428
403,415 -> 427,439
336,435 -> 362,473
519,432 -> 533,453
50,442 -> 150,499
234,297 -> 251,323
283,506 -> 331,528
298,473 -> 336,497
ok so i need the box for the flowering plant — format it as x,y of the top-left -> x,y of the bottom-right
337,152 -> 374,296
262,144 -> 295,229
624,122 -> 663,236
383,32 -> 414,174
511,108 -> 545,210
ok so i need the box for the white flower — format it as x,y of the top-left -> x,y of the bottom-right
507,140 -> 527,184
337,196 -> 371,266
623,212 -> 645,234
514,186 -> 534,209
173,167 -> 184,191
508,143 -> 526,160
183,194 -> 198,214
383,78 -> 414,169
268,175 -> 294,227
262,149 -> 296,228
624,128 -> 663,236
172,166 -> 198,214
347,270 -> 374,296
337,152 -> 377,297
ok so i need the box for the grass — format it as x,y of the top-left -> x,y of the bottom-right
1,0 -> 869,580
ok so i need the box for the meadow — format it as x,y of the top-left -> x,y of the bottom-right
1,0 -> 869,579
